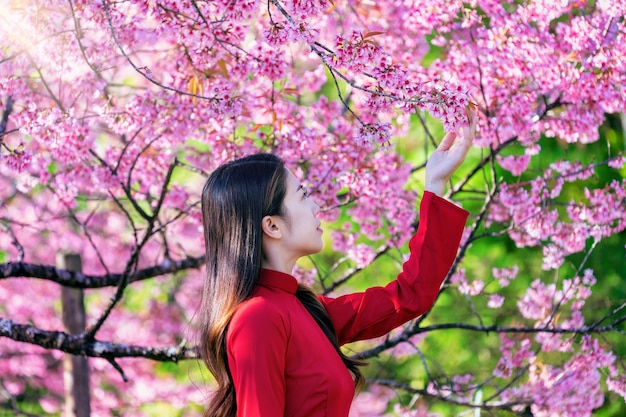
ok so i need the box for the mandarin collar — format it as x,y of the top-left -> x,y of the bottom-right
258,268 -> 298,294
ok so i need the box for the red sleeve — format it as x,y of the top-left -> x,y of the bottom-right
320,191 -> 469,346
226,299 -> 287,416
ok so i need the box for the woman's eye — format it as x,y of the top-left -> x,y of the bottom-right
302,190 -> 309,199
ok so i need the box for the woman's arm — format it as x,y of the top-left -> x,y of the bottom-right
320,109 -> 477,345
320,191 -> 468,345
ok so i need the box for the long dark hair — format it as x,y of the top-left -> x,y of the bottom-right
199,153 -> 362,417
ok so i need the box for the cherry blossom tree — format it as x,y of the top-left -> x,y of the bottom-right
1,0 -> 625,416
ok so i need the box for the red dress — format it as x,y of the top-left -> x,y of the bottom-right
226,192 -> 469,416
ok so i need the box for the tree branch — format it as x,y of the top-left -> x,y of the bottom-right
369,378 -> 531,413
0,317 -> 199,362
0,96 -> 13,142
0,255 -> 205,288
84,160 -> 179,339
354,315 -> 625,361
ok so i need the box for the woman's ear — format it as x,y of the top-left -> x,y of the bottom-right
261,215 -> 282,239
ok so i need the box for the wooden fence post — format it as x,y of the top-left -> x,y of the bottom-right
57,253 -> 91,417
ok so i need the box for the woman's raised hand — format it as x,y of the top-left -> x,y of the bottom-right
424,105 -> 478,196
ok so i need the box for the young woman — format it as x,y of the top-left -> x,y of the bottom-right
199,113 -> 477,417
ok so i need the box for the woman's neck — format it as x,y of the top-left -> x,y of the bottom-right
261,258 -> 295,275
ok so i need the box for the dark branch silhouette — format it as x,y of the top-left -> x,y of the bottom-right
0,255 -> 205,288
0,317 -> 198,362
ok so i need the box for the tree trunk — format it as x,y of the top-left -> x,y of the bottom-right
58,253 -> 91,417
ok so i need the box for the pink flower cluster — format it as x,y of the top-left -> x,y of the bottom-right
356,123 -> 392,146
496,154 -> 531,176
426,373 -> 477,405
417,78 -> 473,132
492,265 -> 519,287
349,386 -> 395,417
500,336 -> 616,417
334,31 -> 385,73
490,159 -> 626,270
494,335 -> 534,379
450,268 -> 485,297
264,20 -> 319,45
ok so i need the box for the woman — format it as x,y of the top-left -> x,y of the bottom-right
199,112 -> 477,417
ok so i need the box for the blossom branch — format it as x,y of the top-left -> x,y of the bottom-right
321,58 -> 364,123
58,195 -> 112,276
543,239 -> 600,329
420,321 -> 624,335
101,0 -> 219,101
26,53 -> 65,111
368,378 -> 531,412
123,136 -> 165,221
355,312 -> 625,361
67,0 -> 111,103
268,0 -> 467,131
84,160 -> 178,338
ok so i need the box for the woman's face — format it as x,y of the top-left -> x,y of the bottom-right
278,168 -> 324,259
